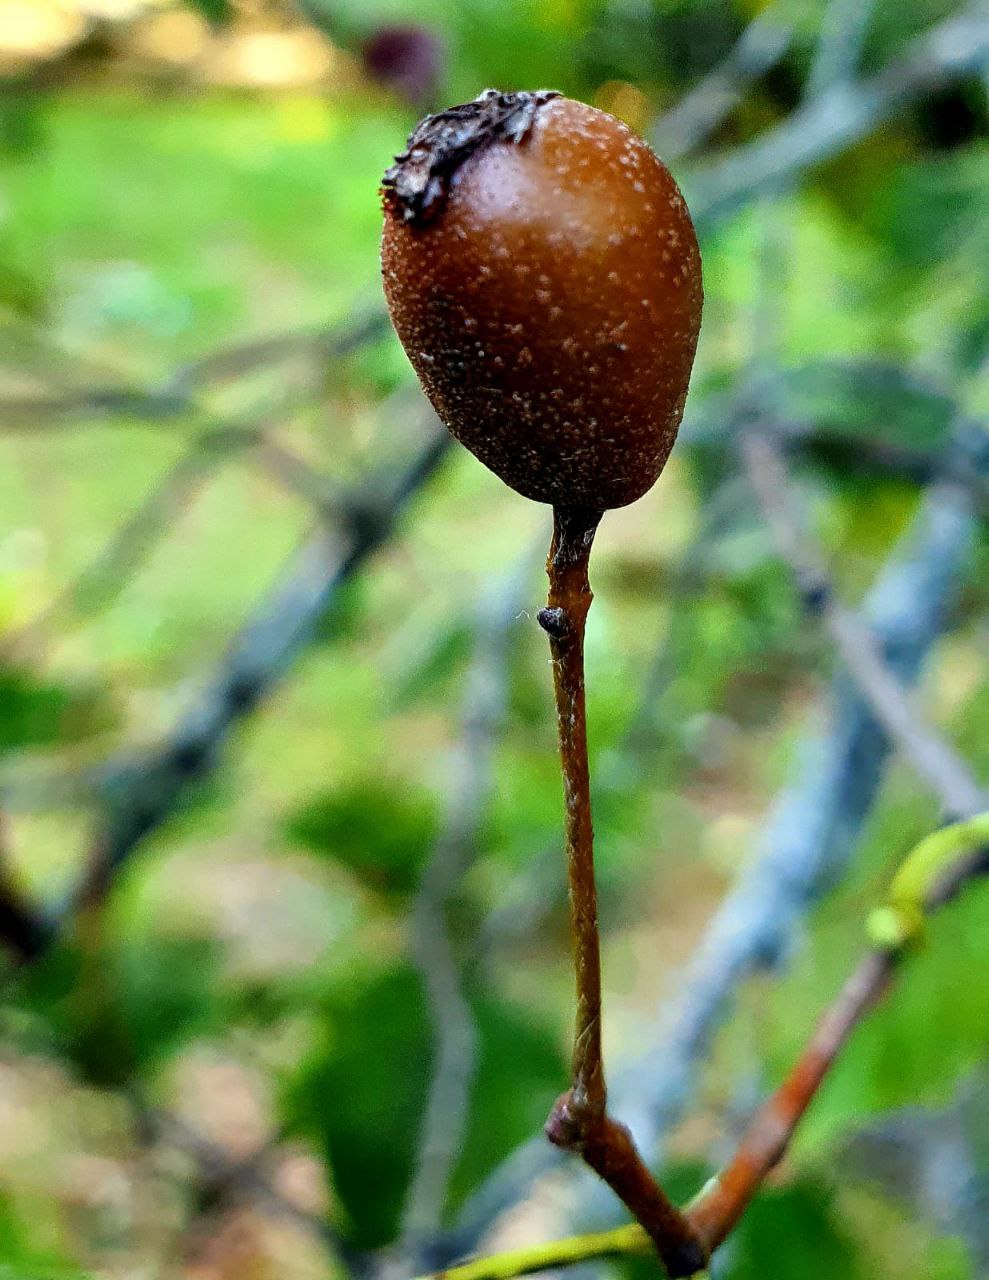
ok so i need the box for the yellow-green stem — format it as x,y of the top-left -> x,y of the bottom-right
413,1223 -> 656,1280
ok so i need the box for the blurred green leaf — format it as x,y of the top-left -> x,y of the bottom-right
0,670 -> 113,753
183,0 -> 231,24
390,619 -> 472,708
722,1179 -> 866,1280
0,1189 -> 91,1278
114,935 -> 221,1070
618,1174 -> 863,1280
447,988 -> 563,1209
285,962 -> 431,1249
867,153 -> 989,269
774,362 -> 956,452
0,238 -> 46,315
484,746 -> 560,866
805,888 -> 986,1138
284,957 -> 564,1246
12,934 -> 220,1084
284,777 -> 438,894
311,576 -> 370,646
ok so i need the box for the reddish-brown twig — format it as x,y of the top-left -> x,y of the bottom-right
687,832 -> 988,1251
538,506 -> 706,1279
687,948 -> 892,1249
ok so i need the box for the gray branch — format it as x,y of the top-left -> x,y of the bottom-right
394,561 -> 533,1266
57,424 -> 450,923
741,428 -> 986,818
652,4 -> 795,159
689,8 -> 989,223
0,312 -> 389,428
806,0 -> 877,99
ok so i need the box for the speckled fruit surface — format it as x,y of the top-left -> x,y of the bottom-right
381,93 -> 703,511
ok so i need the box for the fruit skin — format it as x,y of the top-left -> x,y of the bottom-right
381,90 -> 703,511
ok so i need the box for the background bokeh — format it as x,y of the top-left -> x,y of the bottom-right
0,1 -> 986,1278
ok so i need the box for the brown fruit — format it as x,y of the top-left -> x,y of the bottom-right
381,89 -> 702,512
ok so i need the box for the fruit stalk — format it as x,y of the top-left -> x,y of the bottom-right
538,505 -> 604,1110
539,506 -> 707,1280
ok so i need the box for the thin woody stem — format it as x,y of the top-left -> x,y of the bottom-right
686,948 -> 893,1251
538,505 -> 706,1280
539,505 -> 604,1111
687,824 -> 989,1251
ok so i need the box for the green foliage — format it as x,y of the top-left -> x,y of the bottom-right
0,670 -> 112,753
389,618 -> 473,709
0,1189 -> 91,1278
184,0 -> 231,23
723,1180 -> 865,1280
303,0 -> 606,100
618,1175 -> 863,1280
0,93 -> 402,369
112,934 -> 222,1070
284,777 -> 439,894
12,934 -> 220,1085
285,962 -> 431,1249
0,235 -> 45,315
773,362 -> 957,452
284,959 -> 564,1248
761,792 -> 988,1158
0,93 -> 48,161
447,988 -> 563,1209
